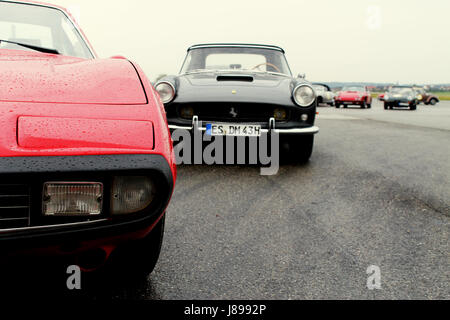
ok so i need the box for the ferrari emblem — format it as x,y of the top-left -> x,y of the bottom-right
230,107 -> 238,118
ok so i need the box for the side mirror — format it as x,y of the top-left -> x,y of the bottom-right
297,73 -> 306,79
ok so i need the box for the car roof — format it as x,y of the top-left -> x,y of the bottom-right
312,83 -> 331,90
2,0 -> 66,12
188,43 -> 285,53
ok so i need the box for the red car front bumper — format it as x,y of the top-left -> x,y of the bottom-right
0,154 -> 174,263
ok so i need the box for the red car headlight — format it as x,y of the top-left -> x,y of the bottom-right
43,182 -> 103,216
111,176 -> 156,215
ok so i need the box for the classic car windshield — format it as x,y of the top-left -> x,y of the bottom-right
342,86 -> 365,92
0,2 -> 93,59
390,87 -> 414,95
180,47 -> 292,76
313,85 -> 327,92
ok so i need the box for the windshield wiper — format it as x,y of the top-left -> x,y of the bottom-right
0,39 -> 59,55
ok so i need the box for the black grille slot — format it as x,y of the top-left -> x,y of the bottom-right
0,184 -> 30,230
178,103 -> 290,122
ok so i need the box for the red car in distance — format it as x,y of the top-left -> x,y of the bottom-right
0,1 -> 176,279
335,86 -> 373,109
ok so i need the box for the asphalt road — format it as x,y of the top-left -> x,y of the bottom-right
6,100 -> 449,300
92,100 -> 449,300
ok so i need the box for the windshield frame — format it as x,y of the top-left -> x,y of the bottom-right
389,87 -> 415,95
342,86 -> 366,92
0,0 -> 96,59
179,46 -> 293,77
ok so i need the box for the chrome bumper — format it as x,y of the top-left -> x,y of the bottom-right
168,117 -> 320,135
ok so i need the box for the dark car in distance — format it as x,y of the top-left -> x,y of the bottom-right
384,86 -> 419,110
156,44 -> 320,163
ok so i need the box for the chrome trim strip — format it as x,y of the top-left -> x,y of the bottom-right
0,219 -> 108,234
189,44 -> 284,52
0,217 -> 28,221
168,124 -> 320,135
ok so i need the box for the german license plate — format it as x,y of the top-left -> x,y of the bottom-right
206,124 -> 261,137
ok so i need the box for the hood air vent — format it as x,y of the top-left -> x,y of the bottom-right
216,75 -> 254,82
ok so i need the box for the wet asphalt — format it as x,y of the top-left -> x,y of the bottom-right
3,100 -> 449,300
100,100 -> 450,299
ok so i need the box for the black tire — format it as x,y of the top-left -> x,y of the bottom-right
343,105 -> 348,108
103,215 -> 166,281
367,102 -> 372,109
384,102 -> 389,110
430,99 -> 438,106
410,103 -> 417,111
361,101 -> 366,109
286,135 -> 314,164
335,103 -> 340,109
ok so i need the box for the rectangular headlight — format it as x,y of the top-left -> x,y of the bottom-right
111,176 -> 155,215
43,182 -> 103,216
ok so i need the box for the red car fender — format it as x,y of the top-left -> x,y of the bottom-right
129,61 -> 177,184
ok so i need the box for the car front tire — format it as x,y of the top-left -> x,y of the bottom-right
286,135 -> 314,164
430,99 -> 438,106
103,215 -> 166,281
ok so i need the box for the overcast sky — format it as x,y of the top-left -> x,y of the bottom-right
51,0 -> 450,84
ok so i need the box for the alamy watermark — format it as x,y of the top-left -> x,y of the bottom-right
66,265 -> 81,290
172,121 -> 280,176
367,265 -> 382,290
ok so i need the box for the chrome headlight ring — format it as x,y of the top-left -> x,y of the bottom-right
293,84 -> 316,107
155,81 -> 176,104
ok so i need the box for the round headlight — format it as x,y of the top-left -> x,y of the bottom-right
111,176 -> 155,215
180,106 -> 194,119
155,82 -> 175,104
274,108 -> 287,121
384,95 -> 390,100
293,85 -> 316,107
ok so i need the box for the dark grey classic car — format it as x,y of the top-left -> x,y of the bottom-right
155,44 -> 319,163
384,86 -> 419,110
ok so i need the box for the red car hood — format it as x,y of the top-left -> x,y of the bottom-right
0,50 -> 146,105
338,91 -> 363,99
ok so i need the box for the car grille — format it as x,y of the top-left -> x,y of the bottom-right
177,103 -> 290,122
0,184 -> 30,230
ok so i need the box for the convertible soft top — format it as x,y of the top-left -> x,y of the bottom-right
312,83 -> 331,91
188,43 -> 285,53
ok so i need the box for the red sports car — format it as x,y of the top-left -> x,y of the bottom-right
0,1 -> 176,279
335,86 -> 373,109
